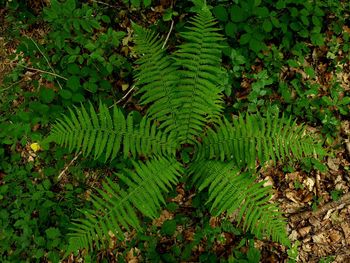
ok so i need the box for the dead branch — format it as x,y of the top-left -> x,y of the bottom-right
289,192 -> 350,222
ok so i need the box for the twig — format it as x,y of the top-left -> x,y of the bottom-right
345,139 -> 350,157
16,64 -> 68,80
58,151 -> 82,181
162,20 -> 174,49
29,37 -> 55,75
0,79 -> 25,93
289,192 -> 350,222
90,0 -> 116,7
313,151 -> 322,198
315,171 -> 321,198
309,248 -> 350,261
110,85 -> 135,108
29,37 -> 64,89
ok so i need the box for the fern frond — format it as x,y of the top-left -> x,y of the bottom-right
133,23 -> 179,134
132,5 -> 225,142
189,160 -> 290,246
195,112 -> 323,169
50,102 -> 178,161
174,6 -> 225,143
67,157 -> 183,252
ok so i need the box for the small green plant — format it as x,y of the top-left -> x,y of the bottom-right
44,0 -> 130,98
294,181 -> 304,190
330,189 -> 343,201
311,196 -> 323,211
162,8 -> 179,22
228,239 -> 261,263
123,0 -> 152,8
12,0 -> 131,106
319,255 -> 335,263
47,1 -> 324,257
0,158 -> 87,262
287,240 -> 300,263
0,1 -> 132,261
212,0 -> 350,139
213,0 -> 328,55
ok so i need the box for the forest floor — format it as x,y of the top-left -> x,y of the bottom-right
1,1 -> 350,262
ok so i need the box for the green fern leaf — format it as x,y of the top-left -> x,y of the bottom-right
195,112 -> 323,169
189,160 -> 290,246
67,157 -> 183,252
173,6 -> 225,143
133,5 -> 225,144
133,23 -> 179,135
50,102 -> 178,161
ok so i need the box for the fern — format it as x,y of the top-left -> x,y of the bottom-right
195,112 -> 323,170
133,23 -> 179,135
133,8 -> 224,144
174,8 -> 225,143
190,160 -> 290,246
48,1 -> 325,256
67,157 -> 182,253
50,102 -> 178,161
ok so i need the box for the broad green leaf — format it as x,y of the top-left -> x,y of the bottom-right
240,33 -> 251,45
59,89 -> 72,100
65,0 -> 76,12
66,76 -> 81,91
212,5 -> 228,22
254,7 -> 269,17
230,6 -> 245,22
225,22 -> 236,38
40,88 -> 55,103
262,20 -> 272,32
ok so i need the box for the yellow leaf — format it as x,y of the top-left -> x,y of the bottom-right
30,143 -> 41,152
122,84 -> 129,91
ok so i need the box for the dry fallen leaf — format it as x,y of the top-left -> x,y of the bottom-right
286,172 -> 303,182
263,176 -> 274,188
126,248 -> 140,263
286,190 -> 300,203
341,222 -> 350,244
312,232 -> 328,244
329,230 -> 342,243
183,229 -> 195,241
303,177 -> 315,192
288,230 -> 299,241
327,157 -> 339,171
152,210 -> 173,227
298,226 -> 312,237
302,193 -> 314,203
301,243 -> 312,252
209,217 -> 219,228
